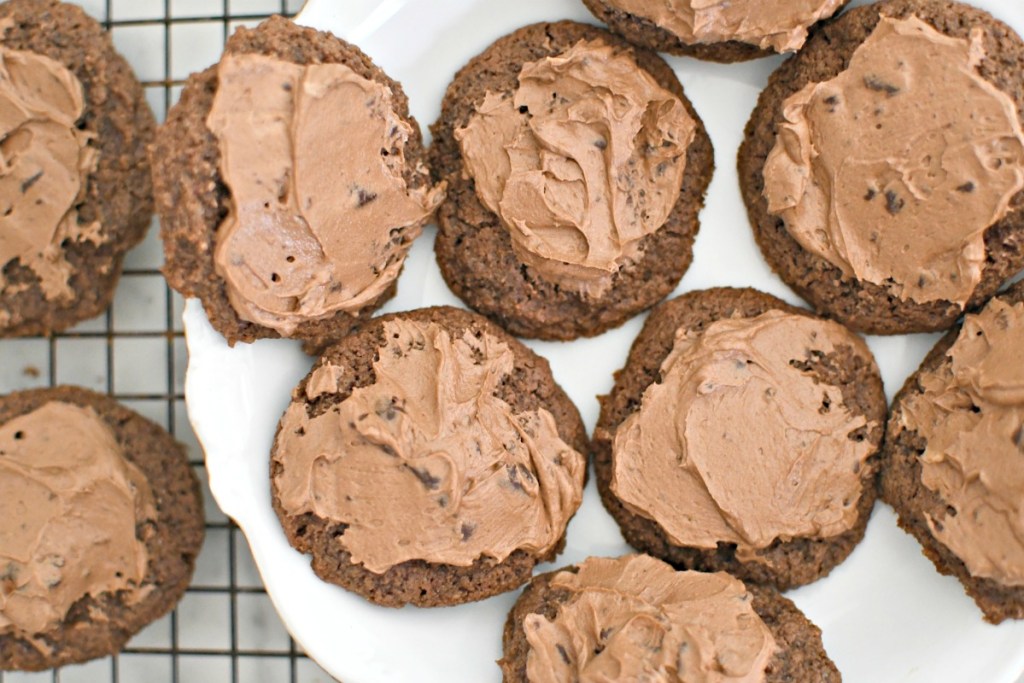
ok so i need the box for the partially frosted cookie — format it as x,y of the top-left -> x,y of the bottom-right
0,386 -> 203,671
430,21 -> 713,340
582,0 -> 850,62
500,554 -> 840,682
594,288 -> 887,589
270,307 -> 588,607
153,17 -> 443,351
0,0 -> 155,337
740,0 -> 1024,334
882,281 -> 1024,624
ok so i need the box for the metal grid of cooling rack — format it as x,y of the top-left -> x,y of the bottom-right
0,1 -> 335,682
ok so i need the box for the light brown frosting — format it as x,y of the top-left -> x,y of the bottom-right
272,319 -> 586,574
0,402 -> 156,644
455,40 -> 694,298
603,0 -> 844,53
610,310 -> 877,556
208,54 -> 443,335
0,47 -> 99,303
523,555 -> 776,683
764,16 -> 1024,306
899,298 -> 1024,586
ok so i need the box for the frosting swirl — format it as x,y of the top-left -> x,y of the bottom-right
272,319 -> 586,574
899,297 -> 1024,586
0,402 -> 156,645
456,40 -> 694,298
602,0 -> 845,53
764,16 -> 1024,306
208,54 -> 443,335
523,555 -> 776,683
0,47 -> 99,305
611,310 -> 877,556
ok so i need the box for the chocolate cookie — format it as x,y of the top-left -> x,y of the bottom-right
739,0 -> 1024,335
0,386 -> 204,671
270,306 -> 588,607
593,287 -> 887,590
429,21 -> 713,340
0,0 -> 155,337
581,0 -> 851,63
881,280 -> 1024,624
152,16 -> 441,352
499,554 -> 840,682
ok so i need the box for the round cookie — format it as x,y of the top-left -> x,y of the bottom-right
270,306 -> 589,607
0,0 -> 155,337
499,554 -> 840,682
0,386 -> 204,671
739,0 -> 1024,335
881,280 -> 1024,624
581,0 -> 851,63
429,21 -> 714,341
152,16 -> 441,353
593,287 -> 887,590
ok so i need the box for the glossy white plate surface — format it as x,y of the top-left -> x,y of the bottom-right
184,0 -> 1024,680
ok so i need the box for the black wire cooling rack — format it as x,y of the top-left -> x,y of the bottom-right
0,1 -> 334,681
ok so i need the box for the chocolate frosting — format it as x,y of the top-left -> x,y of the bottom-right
603,0 -> 845,52
0,47 -> 99,302
455,40 -> 694,298
764,16 -> 1024,306
272,319 -> 586,574
523,555 -> 776,683
208,54 -> 443,335
900,298 -> 1024,586
611,310 -> 876,556
0,402 -> 156,643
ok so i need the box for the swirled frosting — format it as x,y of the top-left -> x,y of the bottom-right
455,40 -> 694,298
523,555 -> 776,683
610,310 -> 877,556
208,54 -> 443,335
0,402 -> 156,643
764,16 -> 1024,306
272,318 -> 586,574
602,0 -> 845,53
899,297 -> 1024,586
0,47 -> 99,305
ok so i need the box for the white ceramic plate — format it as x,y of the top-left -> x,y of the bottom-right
184,1 -> 1024,681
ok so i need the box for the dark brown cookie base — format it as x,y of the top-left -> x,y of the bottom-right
739,0 -> 1024,335
581,0 -> 850,63
270,306 -> 589,607
881,280 -> 1024,624
593,288 -> 887,590
0,0 -> 155,337
429,21 -> 714,341
0,386 -> 204,671
498,559 -> 841,682
152,16 -> 430,352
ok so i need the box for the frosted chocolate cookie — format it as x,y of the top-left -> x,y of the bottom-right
152,17 -> 443,351
582,0 -> 850,62
500,554 -> 840,682
0,386 -> 203,670
882,281 -> 1024,623
593,288 -> 887,589
740,0 -> 1024,335
270,307 -> 588,607
0,0 -> 155,337
429,21 -> 713,340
